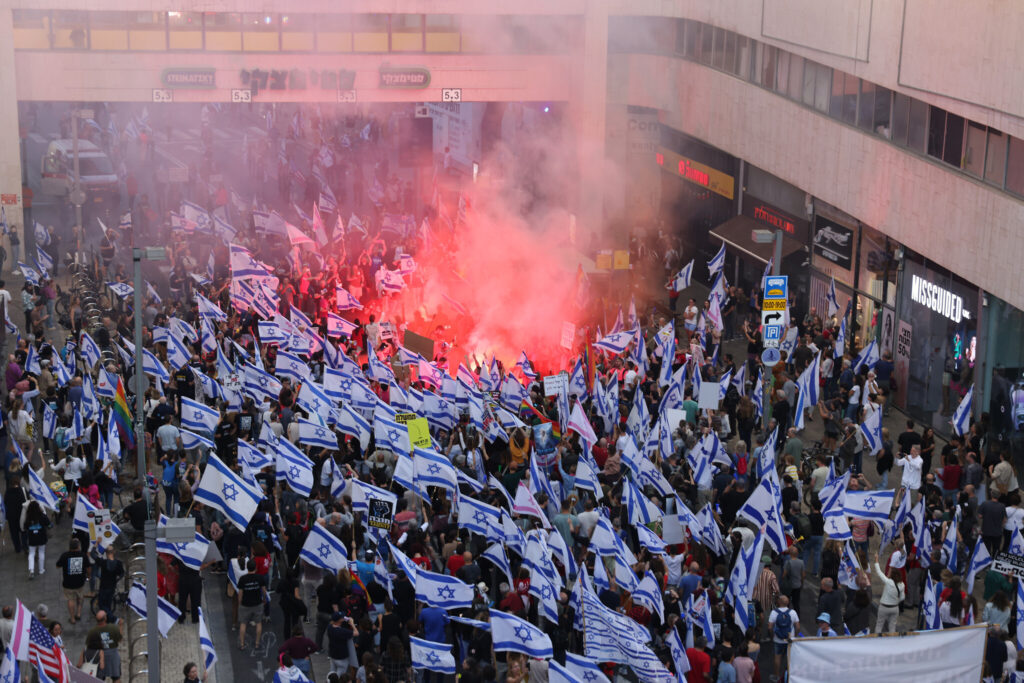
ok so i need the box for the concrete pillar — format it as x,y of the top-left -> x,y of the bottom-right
575,0 -> 609,246
0,10 -> 24,234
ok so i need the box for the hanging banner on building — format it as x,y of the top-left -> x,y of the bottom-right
880,307 -> 896,357
788,625 -> 985,683
812,217 -> 854,270
894,320 -> 913,411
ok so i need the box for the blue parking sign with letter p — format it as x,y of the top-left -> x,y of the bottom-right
764,325 -> 782,342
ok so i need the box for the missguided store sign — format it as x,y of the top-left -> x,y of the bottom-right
910,274 -> 970,323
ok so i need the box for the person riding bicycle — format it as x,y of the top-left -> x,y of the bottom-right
95,545 -> 125,617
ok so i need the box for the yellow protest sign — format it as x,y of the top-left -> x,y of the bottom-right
405,417 -> 432,448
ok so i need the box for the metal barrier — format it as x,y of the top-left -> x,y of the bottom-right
125,543 -> 150,683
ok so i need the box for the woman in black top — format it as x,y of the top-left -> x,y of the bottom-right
4,472 -> 28,552
377,599 -> 402,657
21,499 -> 51,579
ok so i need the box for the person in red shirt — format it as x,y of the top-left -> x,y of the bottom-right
592,438 -> 609,469
685,636 -> 711,683
497,583 -> 525,615
251,541 -> 272,575
938,453 -> 963,504
446,546 -> 466,576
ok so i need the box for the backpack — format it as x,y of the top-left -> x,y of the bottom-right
773,608 -> 793,641
161,462 -> 178,488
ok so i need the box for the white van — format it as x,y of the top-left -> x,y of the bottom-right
40,139 -> 119,203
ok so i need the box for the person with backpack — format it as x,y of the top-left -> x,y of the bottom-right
21,499 -> 51,579
159,447 -> 181,517
780,545 -> 806,615
768,594 -> 799,679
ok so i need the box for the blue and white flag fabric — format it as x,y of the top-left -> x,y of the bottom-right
964,537 -> 992,592
859,406 -> 884,455
414,447 -> 459,492
632,570 -> 665,623
922,575 -> 940,630
942,507 -> 960,574
416,569 -> 474,610
834,316 -> 847,359
107,281 -> 134,300
673,260 -> 694,292
793,352 -> 821,431
296,381 -> 333,420
229,243 -> 270,279
34,247 -> 53,276
335,286 -> 363,310
1017,580 -> 1024,651
275,350 -> 311,382
825,277 -> 840,318
180,397 -> 219,433
272,666 -> 312,683
952,385 -> 974,436
28,467 -> 60,512
707,242 -> 726,278
276,439 -> 314,497
196,293 -> 228,322
24,344 -> 40,375
736,477 -> 787,553
843,489 -> 895,521
127,581 -> 180,638
564,652 -> 611,683
853,339 -> 879,373
197,607 -> 217,671
299,522 -> 349,572
79,331 -> 102,369
142,348 -> 171,382
489,609 -> 553,658
457,495 -> 501,538
336,405 -> 371,451
42,404 -> 57,440
72,495 -> 122,551
374,415 -> 411,458
837,540 -> 863,591
481,542 -> 513,585
18,262 -> 40,286
594,330 -> 634,355
665,625 -> 691,678
409,636 -> 456,674
326,312 -> 357,338
297,419 -> 337,450
180,429 -> 215,453
194,454 -> 262,531
155,515 -> 211,571
242,363 -> 281,402
33,221 -> 49,246
237,440 -> 274,476
1,646 -> 19,683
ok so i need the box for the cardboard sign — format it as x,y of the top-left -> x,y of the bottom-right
367,497 -> 395,530
993,552 -> 1024,579
88,508 -> 113,546
697,379 -> 720,411
595,251 -> 613,270
394,412 -> 417,424
543,373 -> 569,397
405,417 -> 432,448
532,422 -> 559,466
379,321 -> 395,340
613,250 -> 630,270
403,329 -> 435,360
560,322 -> 576,351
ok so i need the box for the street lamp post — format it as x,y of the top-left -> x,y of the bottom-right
132,246 -> 168,683
70,109 -> 92,234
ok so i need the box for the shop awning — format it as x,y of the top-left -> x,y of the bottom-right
709,215 -> 805,265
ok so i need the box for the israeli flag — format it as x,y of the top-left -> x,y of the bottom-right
410,636 -> 456,675
1,646 -> 19,683
859,406 -> 884,455
197,607 -> 217,671
349,479 -> 398,516
194,454 -> 262,531
297,419 -> 337,450
834,316 -> 847,359
33,221 -> 49,246
34,247 -> 53,275
632,570 -> 665,623
275,350 -> 311,382
964,536 -> 992,592
952,385 -> 973,436
28,467 -> 60,511
335,286 -> 363,310
707,242 -> 726,277
180,429 -> 215,453
326,312 -> 357,339
594,330 -> 633,355
673,259 -> 694,292
79,331 -> 102,369
242,362 -> 282,402
42,403 -> 57,440
230,243 -> 271,279
374,415 -> 411,458
1017,580 -> 1024,650
73,495 -> 122,551
480,543 -> 513,585
457,495 -> 502,537
844,489 -> 895,522
941,507 -> 960,573
922,575 -> 941,630
415,569 -> 474,610
299,522 -> 349,571
489,609 -> 553,659
181,397 -> 219,434
196,293 -> 227,322
825,277 -> 840,318
142,348 -> 171,382
853,339 -> 879,373
336,405 -> 371,451
127,581 -> 181,638
238,440 -> 274,475
736,477 -> 787,553
276,439 -> 314,496
107,281 -> 134,300
414,447 -> 459,492
793,351 -> 821,431
367,347 -> 395,383
155,516 -> 211,571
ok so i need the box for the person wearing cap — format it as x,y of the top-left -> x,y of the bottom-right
816,578 -> 843,634
815,613 -> 837,637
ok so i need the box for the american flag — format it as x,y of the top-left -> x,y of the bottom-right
28,615 -> 67,683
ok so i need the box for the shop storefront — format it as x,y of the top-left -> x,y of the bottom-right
982,294 -> 1024,450
708,164 -> 810,300
897,255 -> 980,432
656,125 -> 737,265
808,203 -> 898,352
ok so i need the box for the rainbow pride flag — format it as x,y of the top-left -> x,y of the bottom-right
519,397 -> 561,438
112,377 -> 135,447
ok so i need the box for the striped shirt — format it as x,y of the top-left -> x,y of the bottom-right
752,567 -> 780,610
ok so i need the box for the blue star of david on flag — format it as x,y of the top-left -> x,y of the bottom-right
316,428 -> 326,437
473,511 -> 489,526
289,465 -> 301,479
221,483 -> 238,502
426,652 -> 441,665
437,586 -> 456,600
388,429 -> 401,442
318,543 -> 331,559
428,463 -> 441,475
864,498 -> 877,510
513,625 -> 533,642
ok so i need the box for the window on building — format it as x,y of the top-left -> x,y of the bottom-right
280,13 -> 315,51
873,86 -> 892,138
735,35 -> 751,79
684,21 -> 699,60
984,129 -> 1007,187
12,9 -> 51,49
352,14 -> 388,52
907,98 -> 928,153
802,60 -> 817,107
891,93 -> 910,146
711,27 -> 726,70
204,12 -> 242,51
1005,136 -> 1024,196
963,122 -> 987,178
829,71 -> 858,124
698,22 -> 713,65
857,80 -> 874,131
425,14 -> 459,52
167,11 -> 202,50
775,50 -> 790,96
927,107 -> 964,166
391,14 -> 424,51
785,54 -> 803,100
52,10 -> 89,49
242,13 -> 279,51
722,31 -> 737,74
674,19 -> 686,55
88,12 -> 132,50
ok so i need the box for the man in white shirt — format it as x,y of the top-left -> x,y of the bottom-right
895,443 -> 924,494
0,280 -> 11,312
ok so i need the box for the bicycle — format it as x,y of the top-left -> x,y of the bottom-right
90,587 -> 129,619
